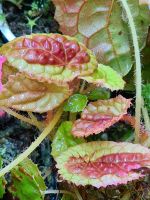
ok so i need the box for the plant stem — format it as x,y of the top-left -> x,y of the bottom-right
44,189 -> 76,198
2,107 -> 44,130
0,107 -> 63,178
74,187 -> 83,200
119,0 -> 142,143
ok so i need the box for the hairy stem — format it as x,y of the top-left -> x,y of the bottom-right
74,187 -> 83,200
44,190 -> 76,198
0,107 -> 63,178
2,107 -> 44,130
119,0 -> 142,143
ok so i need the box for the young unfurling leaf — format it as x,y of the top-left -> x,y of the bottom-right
56,141 -> 150,188
72,95 -> 131,137
0,34 -> 97,85
51,121 -> 84,158
0,73 -> 72,113
0,158 -> 6,198
9,158 -> 46,200
52,0 -> 150,76
64,94 -> 88,113
87,87 -> 110,101
81,64 -> 125,91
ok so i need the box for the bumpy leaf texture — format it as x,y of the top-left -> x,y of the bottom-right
0,158 -> 6,198
52,0 -> 150,76
72,95 -> 131,137
9,158 -> 46,200
51,121 -> 84,158
80,64 -> 125,91
0,34 -> 97,85
56,141 -> 150,188
0,73 -> 72,113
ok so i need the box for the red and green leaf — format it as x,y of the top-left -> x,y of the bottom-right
72,95 -> 131,137
52,0 -> 150,76
0,34 -> 97,85
56,141 -> 150,188
0,73 -> 72,113
0,56 -> 6,92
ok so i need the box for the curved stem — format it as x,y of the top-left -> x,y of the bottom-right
2,107 -> 44,130
44,189 -> 76,198
119,0 -> 142,143
0,107 -> 63,178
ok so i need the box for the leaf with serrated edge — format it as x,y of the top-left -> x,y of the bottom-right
0,158 -> 6,198
0,73 -> 72,113
72,95 -> 131,137
56,141 -> 150,188
64,94 -> 88,113
0,34 -> 97,86
52,0 -> 150,76
80,64 -> 125,91
52,121 -> 85,158
9,158 -> 46,200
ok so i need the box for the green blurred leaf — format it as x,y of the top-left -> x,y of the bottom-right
9,158 -> 46,200
88,87 -> 110,101
51,121 -> 85,158
53,0 -> 150,76
0,158 -> 6,199
64,94 -> 88,113
81,64 -> 125,91
61,194 -> 74,200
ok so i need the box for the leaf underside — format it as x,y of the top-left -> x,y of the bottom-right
56,141 -> 150,188
0,73 -> 72,113
52,0 -> 150,76
72,95 -> 131,137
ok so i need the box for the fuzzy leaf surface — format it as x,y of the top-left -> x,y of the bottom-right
72,95 -> 131,137
9,158 -> 46,200
52,121 -> 84,158
64,94 -> 88,113
81,64 -> 125,91
0,34 -> 97,85
53,0 -> 150,76
56,141 -> 150,188
0,73 -> 72,113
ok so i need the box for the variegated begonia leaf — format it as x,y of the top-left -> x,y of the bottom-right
81,64 -> 125,91
51,121 -> 85,158
63,94 -> 88,113
0,73 -> 72,113
72,95 -> 131,137
0,158 -> 6,199
9,158 -> 46,200
56,141 -> 150,188
0,34 -> 97,85
52,0 -> 150,76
